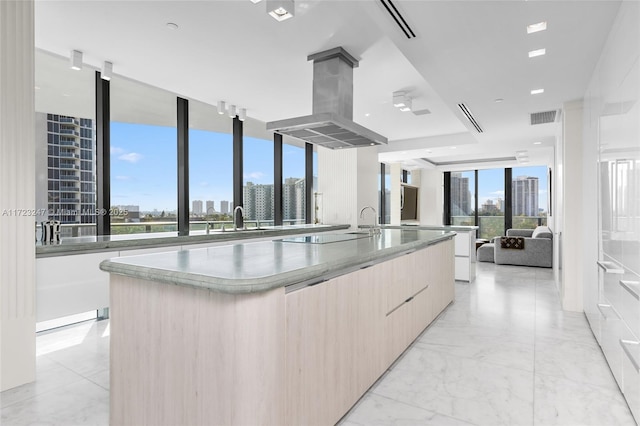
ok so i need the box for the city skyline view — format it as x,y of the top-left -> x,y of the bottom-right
455,167 -> 548,213
110,122 -> 308,212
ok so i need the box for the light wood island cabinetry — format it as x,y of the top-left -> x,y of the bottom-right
103,229 -> 455,425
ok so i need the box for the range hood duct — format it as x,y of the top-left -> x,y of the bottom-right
266,47 -> 388,149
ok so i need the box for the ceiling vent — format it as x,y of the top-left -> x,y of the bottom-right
421,156 -> 516,167
379,0 -> 416,39
457,103 -> 484,133
530,109 -> 561,125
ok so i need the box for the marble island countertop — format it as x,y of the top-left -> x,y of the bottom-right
99,228 -> 456,294
36,224 -> 349,257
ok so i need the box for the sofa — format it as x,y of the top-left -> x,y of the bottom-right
477,226 -> 553,268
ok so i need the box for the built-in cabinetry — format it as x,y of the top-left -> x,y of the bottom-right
107,235 -> 455,425
285,241 -> 454,425
583,2 -> 639,420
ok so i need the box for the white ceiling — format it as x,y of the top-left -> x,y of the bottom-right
34,0 -> 622,171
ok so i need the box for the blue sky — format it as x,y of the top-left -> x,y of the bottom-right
110,122 -> 306,211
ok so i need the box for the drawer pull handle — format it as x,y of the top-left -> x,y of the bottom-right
597,303 -> 619,320
405,296 -> 414,303
619,280 -> 640,300
620,339 -> 640,373
597,261 -> 624,274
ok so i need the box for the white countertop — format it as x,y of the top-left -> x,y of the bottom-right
100,228 -> 456,294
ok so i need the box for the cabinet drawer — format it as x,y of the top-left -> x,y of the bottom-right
620,330 -> 640,420
598,260 -> 625,311
618,272 -> 640,340
598,302 -> 623,387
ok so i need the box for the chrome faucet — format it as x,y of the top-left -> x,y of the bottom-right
233,206 -> 245,231
359,206 -> 380,236
206,207 -> 216,234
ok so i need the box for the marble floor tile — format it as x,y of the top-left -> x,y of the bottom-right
534,334 -> 619,390
372,347 -> 535,426
534,373 -> 635,426
1,379 -> 109,426
0,356 -> 85,409
416,322 -> 535,372
338,392 -> 475,426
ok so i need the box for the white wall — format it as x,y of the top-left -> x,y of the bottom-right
419,169 -> 443,225
0,0 -> 36,391
318,146 -> 378,229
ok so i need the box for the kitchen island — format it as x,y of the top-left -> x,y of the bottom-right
100,228 -> 455,425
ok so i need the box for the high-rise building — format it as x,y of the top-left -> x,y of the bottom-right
220,200 -> 230,215
481,199 -> 500,214
243,182 -> 273,221
205,200 -> 215,214
192,200 -> 203,215
36,113 -> 96,224
512,176 -> 539,216
283,177 -> 305,221
450,173 -> 471,215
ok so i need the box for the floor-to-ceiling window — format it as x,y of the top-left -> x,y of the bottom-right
447,166 -> 549,239
512,166 -> 548,228
450,171 -> 475,227
110,77 -> 177,234
188,100 -> 233,231
35,50 -> 96,238
243,136 -> 274,226
282,142 -> 306,225
478,169 -> 505,238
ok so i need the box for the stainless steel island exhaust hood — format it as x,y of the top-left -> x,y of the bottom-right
266,47 -> 387,149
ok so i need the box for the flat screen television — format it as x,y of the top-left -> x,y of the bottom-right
401,185 -> 418,221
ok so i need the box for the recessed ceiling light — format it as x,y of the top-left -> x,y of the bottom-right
450,146 -> 457,150
531,88 -> 544,95
516,150 -> 528,157
533,141 -> 542,145
364,113 -> 370,117
424,149 -> 432,153
166,22 -> 179,30
528,48 -> 546,58
370,143 -> 375,146
527,21 -> 547,34
267,0 -> 295,21
494,98 -> 504,103
62,93 -> 70,97
250,0 -> 263,3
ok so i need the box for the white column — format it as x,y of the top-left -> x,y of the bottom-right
561,100 -> 584,312
318,146 -> 378,229
419,169 -> 443,225
0,0 -> 36,391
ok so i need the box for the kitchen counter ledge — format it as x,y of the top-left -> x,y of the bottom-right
36,224 -> 348,257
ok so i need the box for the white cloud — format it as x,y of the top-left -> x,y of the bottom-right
118,152 -> 142,163
115,175 -> 131,181
110,146 -> 125,155
243,171 -> 265,180
490,190 -> 505,196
